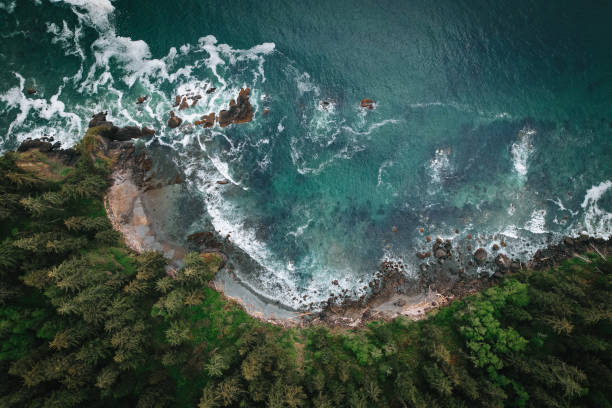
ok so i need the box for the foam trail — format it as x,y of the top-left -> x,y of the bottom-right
580,180 -> 612,238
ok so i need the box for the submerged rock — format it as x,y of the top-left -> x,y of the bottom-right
26,88 -> 37,95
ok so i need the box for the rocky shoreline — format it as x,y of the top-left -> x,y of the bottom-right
16,113 -> 612,328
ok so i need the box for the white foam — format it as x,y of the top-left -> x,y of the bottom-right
0,0 -> 16,13
524,209 -> 547,234
511,126 -> 535,178
428,147 -> 453,191
580,180 -> 612,238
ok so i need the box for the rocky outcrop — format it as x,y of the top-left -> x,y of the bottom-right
206,87 -> 216,94
17,137 -> 79,166
195,113 -> 215,128
167,111 -> 182,128
473,248 -> 487,264
88,112 -> 155,141
433,239 -> 452,259
218,88 -> 254,127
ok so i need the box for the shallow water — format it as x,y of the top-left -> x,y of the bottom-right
1,0 -> 611,310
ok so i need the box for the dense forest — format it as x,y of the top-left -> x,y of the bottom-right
0,138 -> 610,407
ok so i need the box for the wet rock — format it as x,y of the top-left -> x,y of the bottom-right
434,249 -> 448,259
563,236 -> 574,246
27,88 -> 37,95
473,248 -> 487,264
394,299 -> 406,307
142,127 -> 156,136
426,236 -> 431,242
217,180 -> 229,185
167,111 -> 182,128
392,226 -> 398,233
88,111 -> 113,128
195,112 -> 215,128
360,98 -> 374,109
173,95 -> 182,107
179,97 -> 189,110
206,87 -> 217,94
136,96 -> 148,104
332,280 -> 339,285
113,126 -> 144,141
263,109 -> 270,115
492,243 -> 500,251
495,253 -> 511,270
218,88 -> 254,127
467,234 -> 472,240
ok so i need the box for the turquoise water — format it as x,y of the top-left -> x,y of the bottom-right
1,0 -> 611,309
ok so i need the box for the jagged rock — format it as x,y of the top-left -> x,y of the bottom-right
167,111 -> 182,128
495,254 -> 511,270
136,96 -> 148,104
360,98 -> 374,109
88,111 -> 113,128
179,97 -> 189,110
206,87 -> 217,94
473,248 -> 487,264
492,243 -> 500,251
173,95 -> 181,107
114,126 -> 143,141
194,113 -> 215,128
217,88 -> 254,127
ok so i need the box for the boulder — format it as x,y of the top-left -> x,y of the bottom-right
206,87 -> 217,94
495,254 -> 511,270
167,111 -> 182,128
173,95 -> 182,107
179,97 -> 189,110
563,236 -> 574,246
26,88 -> 37,95
113,126 -> 143,141
136,96 -> 148,104
473,248 -> 487,264
142,127 -> 156,136
360,98 -> 374,109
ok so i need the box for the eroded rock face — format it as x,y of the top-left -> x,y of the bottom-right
217,88 -> 254,127
474,248 -> 487,264
167,111 -> 182,128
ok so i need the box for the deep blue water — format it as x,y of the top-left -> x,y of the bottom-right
1,0 -> 611,309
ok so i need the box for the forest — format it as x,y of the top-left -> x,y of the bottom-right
0,140 -> 610,407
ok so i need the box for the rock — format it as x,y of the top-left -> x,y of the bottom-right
136,96 -> 148,104
473,248 -> 487,264
88,111 -> 113,128
17,138 -> 53,152
500,240 -> 507,247
434,249 -> 447,259
191,98 -> 199,107
467,234 -> 472,240
167,111 -> 182,128
217,180 -> 229,185
26,88 -> 37,95
419,228 -> 424,233
173,95 -> 181,107
360,98 -> 374,109
179,97 -> 189,110
263,109 -> 270,115
142,127 -> 156,136
394,299 -> 406,307
495,254 -> 511,270
113,126 -> 143,141
206,87 -> 217,94
392,226 -> 398,233
511,261 -> 521,271
425,235 -> 431,242
563,236 -> 574,246
194,112 -> 215,128
332,280 -> 339,285
492,243 -> 500,251
217,88 -> 254,127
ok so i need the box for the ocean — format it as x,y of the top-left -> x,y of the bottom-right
1,0 -> 611,310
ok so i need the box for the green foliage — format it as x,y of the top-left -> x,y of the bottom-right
1,147 -> 611,408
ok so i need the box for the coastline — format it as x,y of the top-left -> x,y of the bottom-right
100,134 -> 612,328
